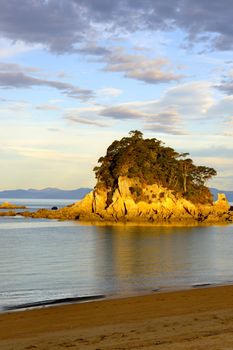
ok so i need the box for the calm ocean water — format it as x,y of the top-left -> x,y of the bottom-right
0,198 -> 233,311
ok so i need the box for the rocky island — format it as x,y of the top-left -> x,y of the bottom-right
20,131 -> 232,225
0,202 -> 27,217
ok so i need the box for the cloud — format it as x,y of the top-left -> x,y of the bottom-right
98,87 -> 123,97
0,62 -> 93,100
6,145 -> 89,162
144,110 -> 187,135
203,95 -> 233,135
81,0 -> 233,51
104,48 -> 183,84
157,82 -> 215,117
144,123 -> 186,135
65,115 -> 108,127
193,154 -> 233,190
57,71 -> 69,79
66,102 -> 187,135
216,80 -> 233,95
0,38 -> 37,58
0,62 -> 39,73
76,42 -> 111,56
49,98 -> 64,104
100,105 -> 186,135
36,104 -> 61,111
106,82 -> 214,121
47,128 -> 61,133
64,106 -> 110,127
99,81 -> 233,133
63,82 -> 217,135
0,1 -> 233,52
100,106 -> 149,120
75,44 -> 182,85
207,96 -> 233,117
64,105 -> 103,116
63,81 -> 233,135
0,0 -> 87,53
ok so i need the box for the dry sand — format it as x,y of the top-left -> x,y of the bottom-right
1,285 -> 233,349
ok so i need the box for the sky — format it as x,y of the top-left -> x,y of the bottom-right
0,0 -> 233,191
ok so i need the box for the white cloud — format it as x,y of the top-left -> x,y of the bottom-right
0,62 -> 93,100
36,104 -> 61,111
98,87 -> 123,97
157,82 -> 215,117
65,115 -> 109,127
5,145 -> 91,162
104,47 -> 183,84
53,81 -> 233,138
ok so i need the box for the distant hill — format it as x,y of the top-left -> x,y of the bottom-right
210,188 -> 233,201
0,186 -> 232,201
0,188 -> 92,199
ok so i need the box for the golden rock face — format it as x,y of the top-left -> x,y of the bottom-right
214,193 -> 230,212
7,177 -> 232,224
64,176 -> 232,224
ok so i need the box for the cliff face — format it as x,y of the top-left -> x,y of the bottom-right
43,176 -> 232,224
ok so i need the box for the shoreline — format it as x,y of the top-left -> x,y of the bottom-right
2,280 -> 233,315
1,191 -> 233,225
1,284 -> 233,349
1,212 -> 233,227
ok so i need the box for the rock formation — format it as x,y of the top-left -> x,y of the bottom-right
12,131 -> 233,225
0,202 -> 27,209
48,176 -> 231,224
18,176 -> 232,225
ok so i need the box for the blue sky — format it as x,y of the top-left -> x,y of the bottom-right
0,0 -> 233,190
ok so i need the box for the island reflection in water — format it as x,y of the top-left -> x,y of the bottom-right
0,217 -> 233,310
94,224 -> 233,294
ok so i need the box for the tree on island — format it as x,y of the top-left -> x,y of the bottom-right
93,131 -> 216,204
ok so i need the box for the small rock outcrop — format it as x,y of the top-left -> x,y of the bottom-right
214,193 -> 230,212
51,206 -> 58,210
0,202 -> 27,209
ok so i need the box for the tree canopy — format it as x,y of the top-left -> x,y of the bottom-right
93,131 -> 216,204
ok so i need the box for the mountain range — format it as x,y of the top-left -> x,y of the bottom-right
0,188 -> 92,199
0,187 -> 232,201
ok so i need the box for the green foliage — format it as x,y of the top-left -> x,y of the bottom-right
93,131 -> 216,204
129,186 -> 142,197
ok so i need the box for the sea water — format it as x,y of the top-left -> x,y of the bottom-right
0,199 -> 233,311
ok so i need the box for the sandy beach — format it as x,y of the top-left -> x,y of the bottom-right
1,285 -> 233,349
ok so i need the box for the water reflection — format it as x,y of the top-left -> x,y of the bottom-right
0,218 -> 233,309
93,225 -> 233,293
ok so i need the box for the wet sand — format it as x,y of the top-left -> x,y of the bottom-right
1,285 -> 233,349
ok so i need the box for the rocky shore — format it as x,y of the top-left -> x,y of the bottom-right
5,176 -> 232,225
0,201 -> 27,217
0,201 -> 27,210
